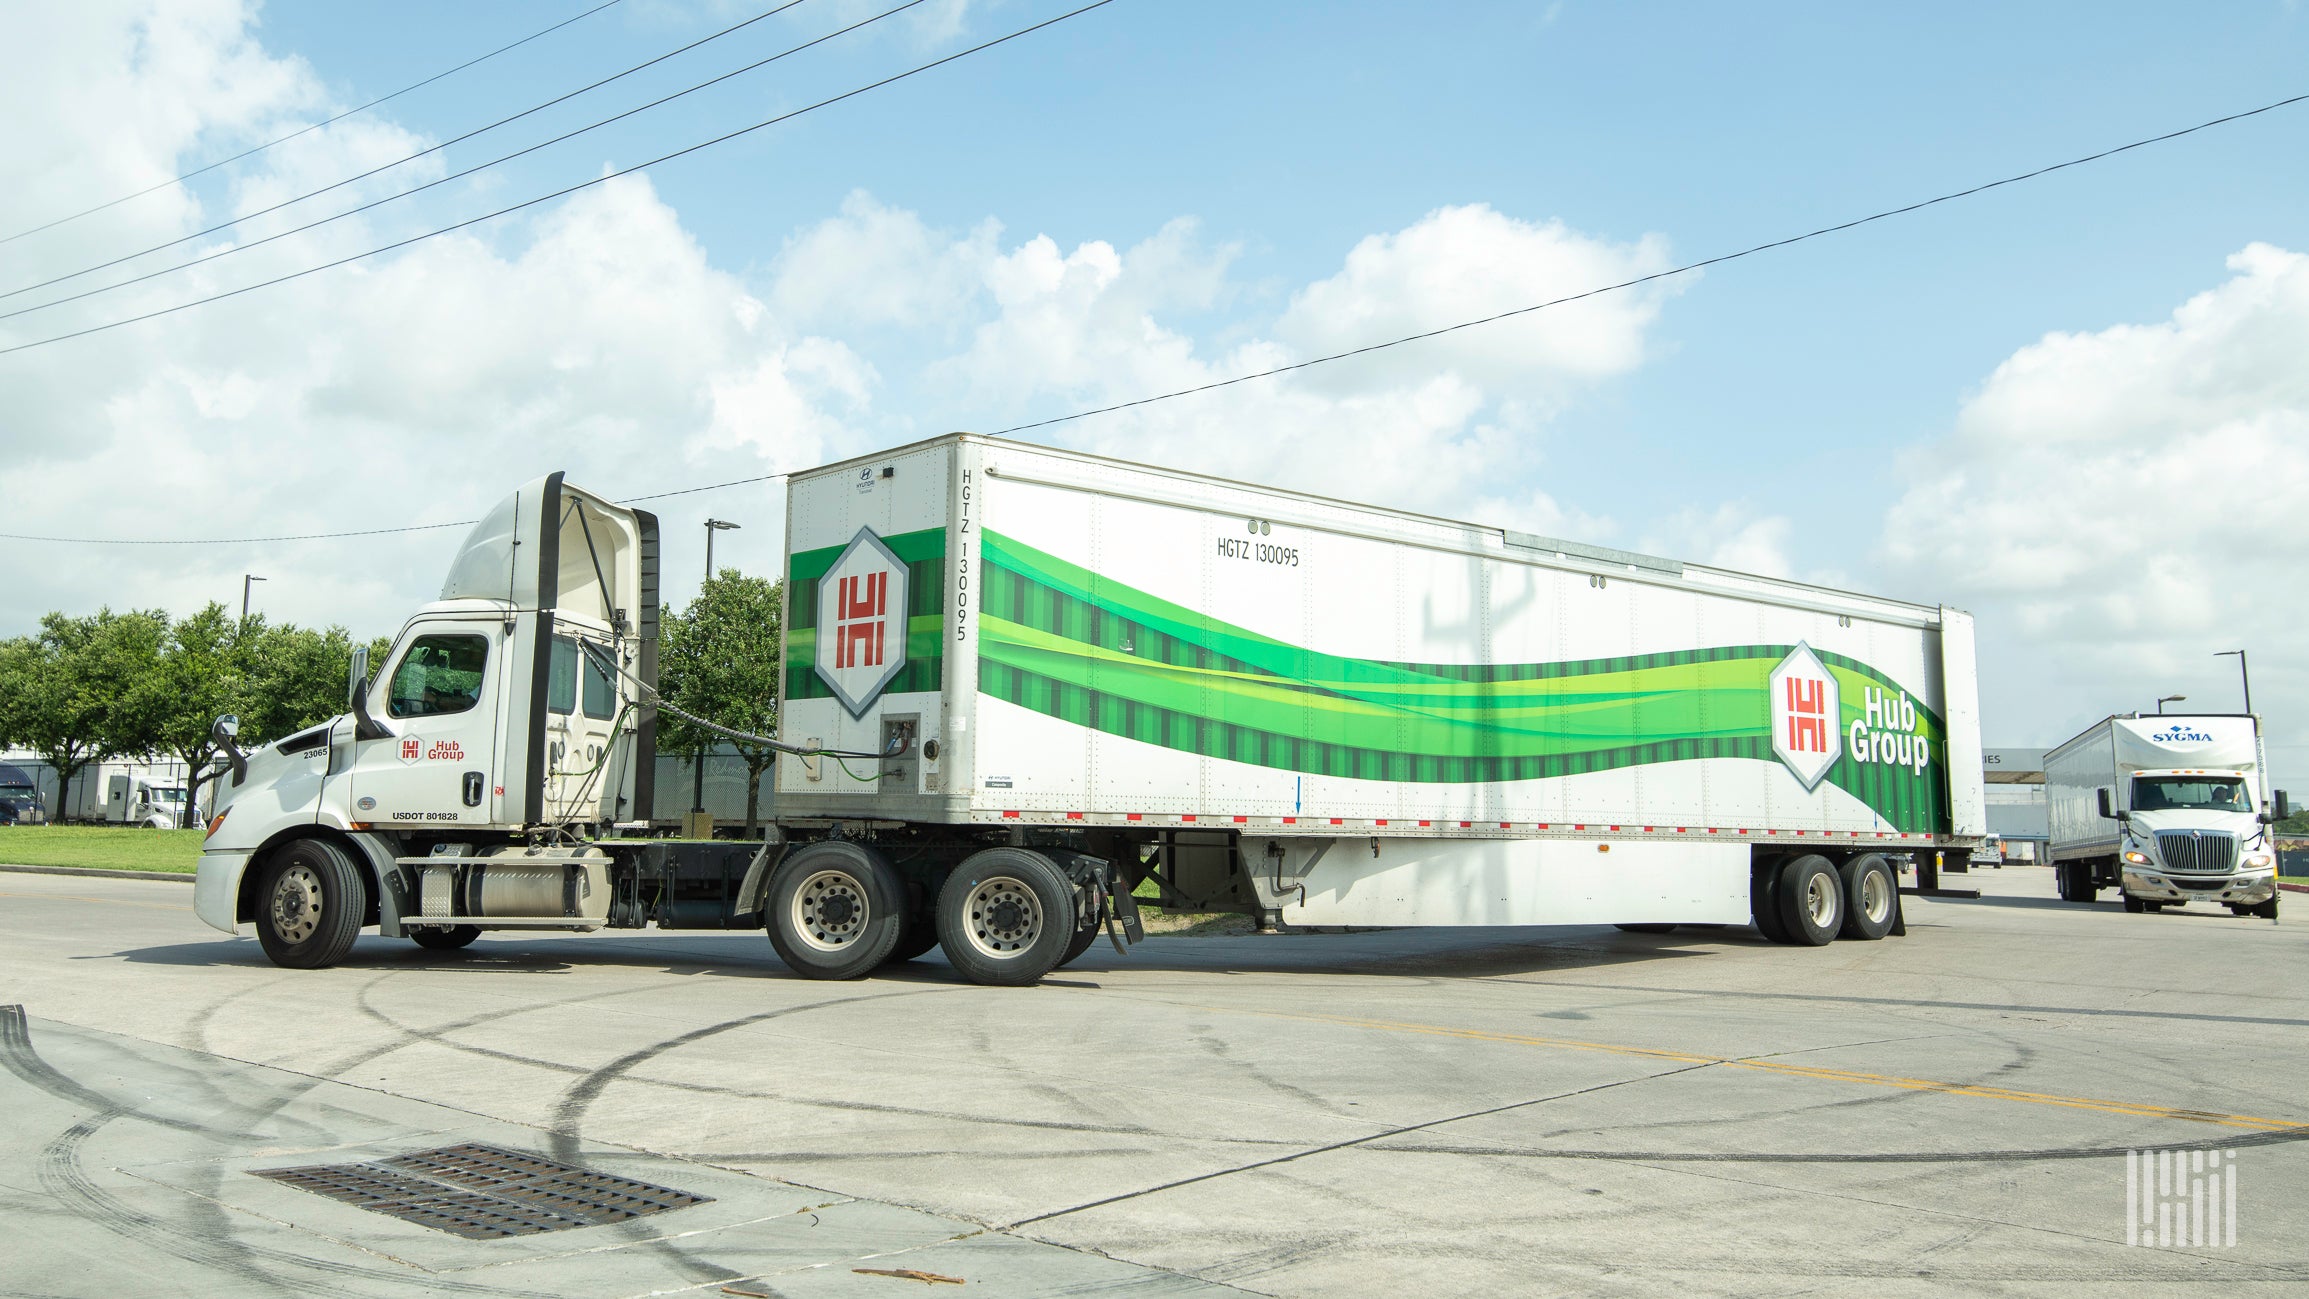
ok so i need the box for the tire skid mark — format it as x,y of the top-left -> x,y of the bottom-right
1,1005 -> 268,1141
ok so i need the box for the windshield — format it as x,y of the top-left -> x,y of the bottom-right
2133,776 -> 2251,813
153,788 -> 185,803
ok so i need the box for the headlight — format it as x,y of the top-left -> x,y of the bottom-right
2123,850 -> 2152,865
2244,852 -> 2273,869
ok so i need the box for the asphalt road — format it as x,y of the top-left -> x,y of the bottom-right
3,864 -> 2306,1297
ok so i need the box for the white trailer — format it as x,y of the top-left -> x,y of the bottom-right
196,436 -> 1985,984
62,759 -> 198,827
2046,714 -> 2289,916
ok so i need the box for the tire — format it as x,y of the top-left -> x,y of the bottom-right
410,925 -> 479,951
765,841 -> 903,979
1837,854 -> 1897,941
2254,896 -> 2280,920
2123,894 -> 2146,913
1751,863 -> 1792,943
254,839 -> 367,969
1774,854 -> 1843,947
882,903 -> 941,965
1614,923 -> 1677,934
936,848 -> 1076,986
1056,915 -> 1103,969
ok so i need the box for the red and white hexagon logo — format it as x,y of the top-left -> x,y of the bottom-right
814,526 -> 911,718
1769,642 -> 1841,791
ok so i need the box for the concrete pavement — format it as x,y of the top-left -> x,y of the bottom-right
2,864 -> 2306,1295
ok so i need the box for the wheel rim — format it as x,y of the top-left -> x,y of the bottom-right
963,876 -> 1043,958
270,862 -> 324,945
1860,867 -> 1892,925
790,869 -> 872,952
1805,870 -> 1839,929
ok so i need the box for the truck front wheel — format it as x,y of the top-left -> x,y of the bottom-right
937,848 -> 1075,986
766,842 -> 904,979
255,839 -> 366,969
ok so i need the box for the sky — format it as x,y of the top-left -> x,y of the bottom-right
2,0 -> 2306,785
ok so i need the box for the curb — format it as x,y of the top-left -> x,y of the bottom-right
2282,881 -> 2309,895
0,863 -> 195,884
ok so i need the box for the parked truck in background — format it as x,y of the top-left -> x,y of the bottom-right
2047,714 -> 2289,917
195,434 -> 1986,983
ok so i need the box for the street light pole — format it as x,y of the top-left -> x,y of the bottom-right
704,518 -> 740,582
2216,650 -> 2252,715
692,520 -> 742,830
2156,694 -> 2186,715
240,574 -> 266,625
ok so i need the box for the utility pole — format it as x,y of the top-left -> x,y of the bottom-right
241,574 -> 266,625
2216,650 -> 2252,714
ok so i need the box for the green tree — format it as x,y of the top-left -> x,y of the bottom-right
157,603 -> 249,826
240,620 -> 367,745
0,609 -> 170,819
658,569 -> 783,834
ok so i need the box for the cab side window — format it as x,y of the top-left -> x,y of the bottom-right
547,636 -> 578,715
387,635 -> 490,719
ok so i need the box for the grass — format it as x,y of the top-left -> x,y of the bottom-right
0,826 -> 203,873
1131,873 -> 1258,936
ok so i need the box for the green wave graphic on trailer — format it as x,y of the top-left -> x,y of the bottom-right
975,529 -> 1951,833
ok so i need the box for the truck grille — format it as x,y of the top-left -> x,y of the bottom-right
2156,831 -> 2237,876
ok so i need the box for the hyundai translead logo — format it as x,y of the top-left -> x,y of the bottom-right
1770,643 -> 1841,791
814,526 -> 911,718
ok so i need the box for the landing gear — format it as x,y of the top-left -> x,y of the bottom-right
254,839 -> 366,969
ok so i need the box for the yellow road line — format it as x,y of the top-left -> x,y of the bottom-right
1207,1006 -> 2304,1133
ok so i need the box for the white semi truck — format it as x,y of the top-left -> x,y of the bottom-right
2046,714 -> 2289,917
196,434 -> 1986,983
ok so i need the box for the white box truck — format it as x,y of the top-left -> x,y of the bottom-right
196,434 -> 1985,984
2046,714 -> 2290,916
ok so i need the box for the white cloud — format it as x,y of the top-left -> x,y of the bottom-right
1639,505 -> 1805,581
1880,243 -> 2309,769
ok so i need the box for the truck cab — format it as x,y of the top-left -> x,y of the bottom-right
2051,714 -> 2289,916
2106,768 -> 2284,912
196,474 -> 663,961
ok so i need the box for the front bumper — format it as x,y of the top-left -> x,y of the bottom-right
2121,868 -> 2276,905
193,849 -> 252,935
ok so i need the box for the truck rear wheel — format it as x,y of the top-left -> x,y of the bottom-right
1837,855 -> 1897,941
255,839 -> 366,969
1751,864 -> 1792,943
766,842 -> 903,979
883,902 -> 941,965
1774,855 -> 1843,946
937,848 -> 1075,986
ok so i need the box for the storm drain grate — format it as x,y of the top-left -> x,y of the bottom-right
252,1143 -> 712,1239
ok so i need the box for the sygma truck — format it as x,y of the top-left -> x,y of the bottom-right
2047,714 -> 2290,916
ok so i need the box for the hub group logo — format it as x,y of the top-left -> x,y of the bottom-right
814,526 -> 911,718
2128,1148 -> 2236,1247
1769,643 -> 1840,790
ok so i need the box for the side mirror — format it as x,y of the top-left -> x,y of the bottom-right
348,645 -> 369,706
212,714 -> 248,787
2096,787 -> 2127,821
2267,790 -> 2292,824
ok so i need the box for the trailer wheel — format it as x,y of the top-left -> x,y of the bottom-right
254,839 -> 366,969
766,842 -> 903,979
411,925 -> 480,951
1751,863 -> 1792,943
1774,855 -> 1842,946
937,848 -> 1074,986
1056,906 -> 1105,969
1836,855 -> 1897,941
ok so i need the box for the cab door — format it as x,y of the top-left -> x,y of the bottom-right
347,621 -> 503,830
540,629 -> 624,823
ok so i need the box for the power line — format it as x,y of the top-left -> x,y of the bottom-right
992,88 -> 2309,437
0,0 -> 1116,357
1,0 -> 925,326
5,83 -> 2300,545
0,472 -> 800,545
0,0 -> 822,309
0,0 -> 628,248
